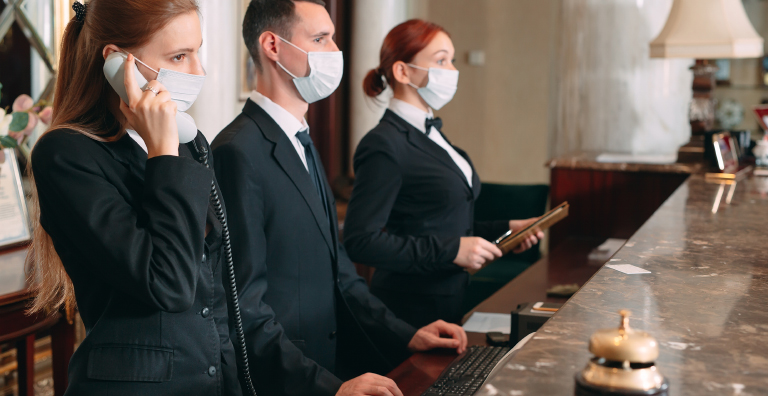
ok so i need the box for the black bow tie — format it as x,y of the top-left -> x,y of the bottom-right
425,117 -> 443,135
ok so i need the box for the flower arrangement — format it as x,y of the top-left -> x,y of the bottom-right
0,82 -> 52,163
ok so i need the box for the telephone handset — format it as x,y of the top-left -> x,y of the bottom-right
103,52 -> 198,144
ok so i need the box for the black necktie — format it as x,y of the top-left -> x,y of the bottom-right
425,117 -> 443,135
295,129 -> 330,223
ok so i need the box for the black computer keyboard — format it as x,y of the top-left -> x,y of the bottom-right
421,345 -> 511,396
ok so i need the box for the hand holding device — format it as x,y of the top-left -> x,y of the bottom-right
508,218 -> 545,254
103,52 -> 198,149
117,54 -> 179,157
454,237 -> 503,271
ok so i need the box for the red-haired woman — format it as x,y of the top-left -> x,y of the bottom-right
343,19 -> 544,328
27,1 -> 255,394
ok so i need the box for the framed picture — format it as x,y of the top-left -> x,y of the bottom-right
715,59 -> 730,86
238,0 -> 257,100
763,56 -> 768,86
712,132 -> 739,173
0,148 -> 31,249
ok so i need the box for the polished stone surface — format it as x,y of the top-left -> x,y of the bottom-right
547,151 -> 703,174
478,175 -> 768,395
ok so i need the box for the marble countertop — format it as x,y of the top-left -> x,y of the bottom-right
547,151 -> 704,174
479,175 -> 768,395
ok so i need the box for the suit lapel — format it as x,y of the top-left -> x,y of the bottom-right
383,110 -> 473,192
452,144 -> 482,199
242,100 -> 336,256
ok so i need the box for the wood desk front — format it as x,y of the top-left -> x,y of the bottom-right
0,246 -> 75,396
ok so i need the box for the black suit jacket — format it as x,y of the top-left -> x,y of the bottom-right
344,110 -> 509,296
32,129 -> 241,395
211,100 -> 417,396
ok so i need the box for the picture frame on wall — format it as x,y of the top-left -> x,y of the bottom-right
712,132 -> 739,173
714,59 -> 730,86
0,148 -> 31,249
238,0 -> 257,100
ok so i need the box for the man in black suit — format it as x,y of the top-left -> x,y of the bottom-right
212,1 -> 468,395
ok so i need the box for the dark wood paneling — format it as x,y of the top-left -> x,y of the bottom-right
51,318 -> 75,395
549,168 -> 688,250
1,246 -> 74,396
0,9 -> 32,109
16,334 -> 35,396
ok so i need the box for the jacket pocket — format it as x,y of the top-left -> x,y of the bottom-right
87,344 -> 173,382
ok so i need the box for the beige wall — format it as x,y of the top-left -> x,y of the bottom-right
423,0 -> 560,185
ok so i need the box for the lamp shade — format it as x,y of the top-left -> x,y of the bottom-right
650,0 -> 764,59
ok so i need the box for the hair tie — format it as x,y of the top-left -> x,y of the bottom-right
72,1 -> 87,23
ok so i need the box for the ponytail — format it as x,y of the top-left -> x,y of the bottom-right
363,68 -> 387,98
26,16 -> 86,319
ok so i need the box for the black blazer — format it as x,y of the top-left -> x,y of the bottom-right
344,110 -> 509,296
211,100 -> 417,396
32,129 -> 241,396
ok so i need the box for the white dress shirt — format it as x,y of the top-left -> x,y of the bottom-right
388,99 -> 473,187
250,91 -> 310,171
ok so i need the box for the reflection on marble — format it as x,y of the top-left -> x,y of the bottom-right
547,152 -> 703,174
477,175 -> 768,395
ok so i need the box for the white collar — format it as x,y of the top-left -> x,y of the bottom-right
126,129 -> 148,153
250,91 -> 309,135
388,98 -> 434,134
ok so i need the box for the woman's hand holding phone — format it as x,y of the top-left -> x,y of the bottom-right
119,54 -> 179,158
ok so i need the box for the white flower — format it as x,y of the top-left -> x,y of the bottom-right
0,112 -> 13,136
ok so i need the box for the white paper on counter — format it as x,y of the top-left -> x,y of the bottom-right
606,264 -> 651,274
462,312 -> 511,334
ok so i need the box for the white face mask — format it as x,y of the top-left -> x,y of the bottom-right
407,64 -> 459,110
275,35 -> 344,104
134,56 -> 206,112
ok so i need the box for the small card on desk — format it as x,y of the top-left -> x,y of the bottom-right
606,264 -> 651,274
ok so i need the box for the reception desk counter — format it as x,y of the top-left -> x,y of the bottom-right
478,175 -> 768,395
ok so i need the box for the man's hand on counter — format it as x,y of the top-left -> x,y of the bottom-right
408,320 -> 468,354
336,373 -> 403,396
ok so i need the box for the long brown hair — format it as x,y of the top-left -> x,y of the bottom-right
363,19 -> 449,98
27,0 -> 199,317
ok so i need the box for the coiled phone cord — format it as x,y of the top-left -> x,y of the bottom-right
191,139 -> 258,396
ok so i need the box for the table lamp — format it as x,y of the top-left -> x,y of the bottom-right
650,0 -> 764,134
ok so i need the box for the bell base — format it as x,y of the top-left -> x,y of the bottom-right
575,374 -> 669,396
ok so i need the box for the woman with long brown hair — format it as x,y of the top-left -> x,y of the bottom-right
343,20 -> 544,328
27,1 -> 255,394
